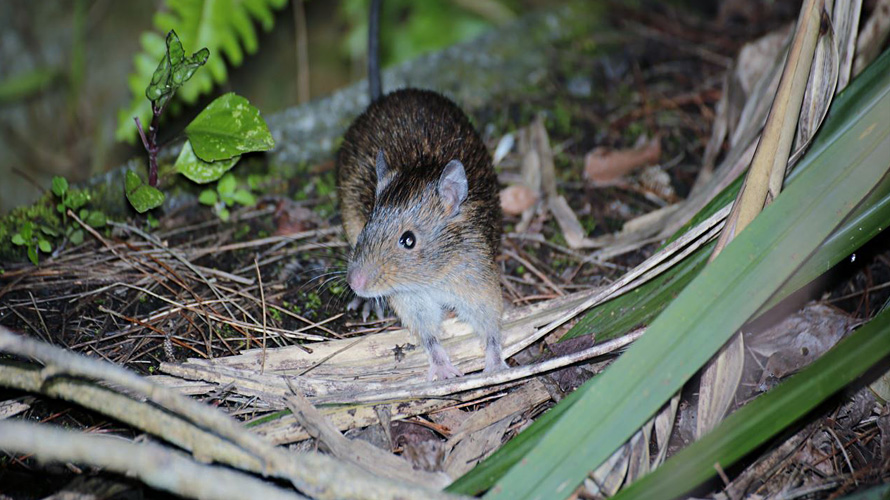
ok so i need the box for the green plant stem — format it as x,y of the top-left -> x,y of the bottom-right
135,103 -> 165,187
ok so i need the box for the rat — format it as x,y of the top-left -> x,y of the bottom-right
335,0 -> 506,380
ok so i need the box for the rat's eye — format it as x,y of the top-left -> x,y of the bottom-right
398,231 -> 416,249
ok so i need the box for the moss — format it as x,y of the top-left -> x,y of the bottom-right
234,224 -> 251,240
0,193 -> 62,262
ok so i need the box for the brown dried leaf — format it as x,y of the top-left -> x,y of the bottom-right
500,184 -> 538,216
273,199 -> 318,236
748,303 -> 853,384
584,137 -> 661,186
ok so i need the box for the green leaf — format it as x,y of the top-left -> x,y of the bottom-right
217,173 -> 237,196
69,229 -> 84,246
27,245 -> 38,266
125,169 -> 142,192
20,222 -> 33,240
217,206 -> 230,221
480,47 -> 890,500
79,209 -> 89,220
39,226 -> 59,237
86,211 -> 106,228
51,176 -> 68,197
175,140 -> 241,183
565,241 -> 715,341
66,191 -> 90,210
231,188 -> 256,207
835,484 -> 890,500
125,170 -> 166,213
185,92 -> 274,161
145,30 -> 209,109
56,202 -> 65,214
613,307 -> 890,500
37,239 -> 52,253
116,0 -> 288,143
198,189 -> 218,205
11,234 -> 25,246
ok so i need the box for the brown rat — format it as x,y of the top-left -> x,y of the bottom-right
336,88 -> 506,380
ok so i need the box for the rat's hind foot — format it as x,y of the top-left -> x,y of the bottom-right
347,297 -> 386,322
428,359 -> 463,381
483,355 -> 508,373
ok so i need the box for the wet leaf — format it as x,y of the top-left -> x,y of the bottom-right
145,30 -> 209,109
198,189 -> 218,206
175,140 -> 240,184
51,176 -> 68,197
125,170 -> 165,213
185,93 -> 274,162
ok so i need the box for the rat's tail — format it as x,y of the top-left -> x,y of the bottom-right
368,0 -> 383,101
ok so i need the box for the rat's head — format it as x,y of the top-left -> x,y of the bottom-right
346,150 -> 472,298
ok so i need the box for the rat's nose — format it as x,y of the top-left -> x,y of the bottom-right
347,268 -> 367,293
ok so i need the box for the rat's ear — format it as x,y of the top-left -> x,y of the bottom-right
375,149 -> 392,195
438,160 -> 468,216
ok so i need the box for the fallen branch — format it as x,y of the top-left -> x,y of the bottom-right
0,420 -> 306,500
314,328 -> 644,404
0,325 -> 460,500
0,361 -> 263,473
284,385 -> 452,489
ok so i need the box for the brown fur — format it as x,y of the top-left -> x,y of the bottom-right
336,88 -> 505,379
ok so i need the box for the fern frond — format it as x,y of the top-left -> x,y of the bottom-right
116,0 -> 287,144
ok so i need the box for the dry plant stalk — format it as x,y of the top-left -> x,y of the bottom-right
698,0 -> 833,438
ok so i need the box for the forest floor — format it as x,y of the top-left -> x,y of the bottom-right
1,2 -> 889,499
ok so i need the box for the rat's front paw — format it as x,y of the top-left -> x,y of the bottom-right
346,296 -> 386,322
428,360 -> 463,381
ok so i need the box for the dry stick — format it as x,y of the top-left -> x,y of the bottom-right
0,326 -> 456,500
72,214 -> 237,355
186,229 -> 341,259
0,362 -> 263,473
112,282 -> 326,342
284,384 -> 453,490
96,306 -> 208,359
697,0 -> 824,439
110,221 -> 255,349
256,258 -> 268,373
314,328 -> 644,405
212,282 -> 341,337
0,421 -> 308,500
298,337 -> 366,377
503,204 -> 729,360
27,291 -> 51,342
293,0 -> 310,104
503,249 -> 565,297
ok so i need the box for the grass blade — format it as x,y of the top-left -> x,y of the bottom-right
612,306 -> 890,500
482,51 -> 890,500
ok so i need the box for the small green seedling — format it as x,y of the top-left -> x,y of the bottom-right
128,30 -> 274,217
198,173 -> 256,222
11,222 -> 53,266
51,176 -> 106,245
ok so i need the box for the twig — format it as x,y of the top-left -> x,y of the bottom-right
0,325 -> 463,500
0,420 -> 307,500
257,258 -> 268,373
284,384 -> 452,489
0,362 -> 263,474
314,328 -> 644,404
